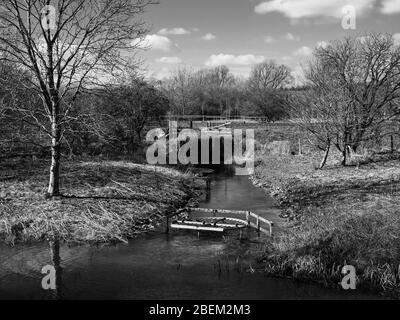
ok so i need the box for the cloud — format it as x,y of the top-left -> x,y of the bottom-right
316,41 -> 329,49
201,33 -> 217,41
279,56 -> 294,64
381,0 -> 400,14
148,67 -> 173,80
158,28 -> 191,35
285,33 -> 300,41
157,57 -> 182,64
293,46 -> 313,57
133,34 -> 175,52
264,35 -> 276,43
255,0 -> 375,19
393,33 -> 400,46
205,54 -> 265,67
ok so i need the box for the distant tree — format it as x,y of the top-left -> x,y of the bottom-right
206,65 -> 235,89
77,78 -> 169,156
0,0 -> 155,196
108,79 -> 169,153
204,66 -> 235,116
248,60 -> 293,92
247,61 -> 293,121
165,65 -> 236,116
168,67 -> 193,115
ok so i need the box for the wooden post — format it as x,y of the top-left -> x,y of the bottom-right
257,216 -> 260,237
246,212 -> 251,227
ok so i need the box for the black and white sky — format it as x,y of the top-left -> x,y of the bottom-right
139,0 -> 400,81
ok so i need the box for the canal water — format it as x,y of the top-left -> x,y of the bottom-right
0,167 -> 382,300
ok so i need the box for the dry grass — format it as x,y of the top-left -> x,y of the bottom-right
263,203 -> 400,297
0,160 -> 202,245
249,123 -> 400,298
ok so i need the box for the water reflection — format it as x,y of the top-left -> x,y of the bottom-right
49,240 -> 62,300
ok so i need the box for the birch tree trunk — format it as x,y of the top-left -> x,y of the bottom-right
47,102 -> 61,197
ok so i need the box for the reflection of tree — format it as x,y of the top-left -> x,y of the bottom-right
49,240 -> 63,300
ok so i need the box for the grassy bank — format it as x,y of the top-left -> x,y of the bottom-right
250,124 -> 400,298
0,160 -> 202,245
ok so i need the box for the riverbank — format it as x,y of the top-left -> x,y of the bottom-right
0,160 -> 202,245
250,125 -> 400,298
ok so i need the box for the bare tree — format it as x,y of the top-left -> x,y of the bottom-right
168,67 -> 194,116
206,65 -> 234,89
103,78 -> 169,152
0,0 -> 155,196
164,66 -> 235,116
290,85 -> 352,169
317,34 -> 400,155
248,60 -> 292,92
247,61 -> 292,121
291,33 -> 400,167
202,66 -> 235,116
0,61 -> 42,155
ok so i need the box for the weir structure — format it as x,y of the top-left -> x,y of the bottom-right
166,207 -> 273,237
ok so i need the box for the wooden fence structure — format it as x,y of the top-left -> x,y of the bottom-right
167,207 -> 274,237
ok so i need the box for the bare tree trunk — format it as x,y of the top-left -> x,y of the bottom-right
341,131 -> 350,166
47,105 -> 61,197
319,144 -> 330,169
341,149 -> 347,166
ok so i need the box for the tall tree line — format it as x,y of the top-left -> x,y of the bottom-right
161,62 -> 293,121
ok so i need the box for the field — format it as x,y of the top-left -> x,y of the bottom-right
246,123 -> 400,298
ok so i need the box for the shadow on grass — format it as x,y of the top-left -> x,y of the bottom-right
60,194 -> 173,204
